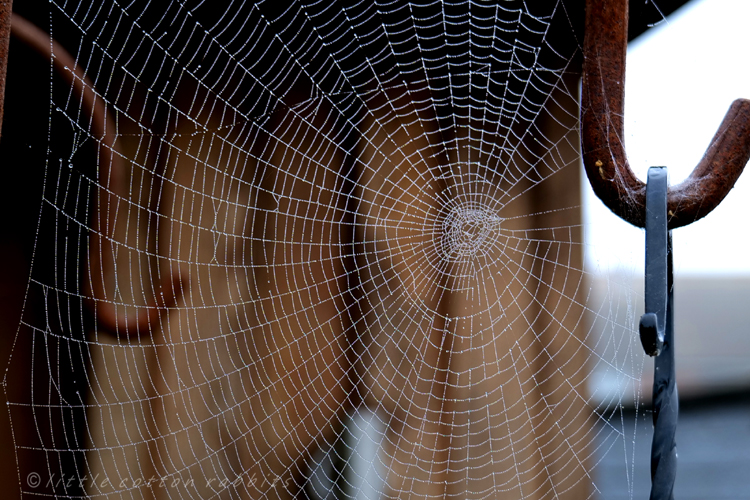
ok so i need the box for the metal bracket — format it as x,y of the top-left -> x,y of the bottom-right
641,167 -> 678,500
640,167 -> 668,357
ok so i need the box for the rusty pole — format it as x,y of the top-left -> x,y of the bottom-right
0,0 -> 13,139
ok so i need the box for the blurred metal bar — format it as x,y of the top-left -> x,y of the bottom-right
10,13 -> 184,337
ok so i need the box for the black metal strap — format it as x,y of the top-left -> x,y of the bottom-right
641,167 -> 678,500
640,167 -> 668,356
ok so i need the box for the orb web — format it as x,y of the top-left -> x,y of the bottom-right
1,1 -> 650,499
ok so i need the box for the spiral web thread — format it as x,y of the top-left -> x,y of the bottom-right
3,1 -> 651,498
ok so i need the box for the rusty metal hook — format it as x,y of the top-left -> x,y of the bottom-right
582,0 -> 750,229
9,14 -> 185,337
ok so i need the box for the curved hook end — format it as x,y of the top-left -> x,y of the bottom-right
639,312 -> 663,357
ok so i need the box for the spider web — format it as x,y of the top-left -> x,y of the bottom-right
2,0 -> 657,498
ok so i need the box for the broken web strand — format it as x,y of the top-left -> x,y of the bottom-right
1,1 -> 652,499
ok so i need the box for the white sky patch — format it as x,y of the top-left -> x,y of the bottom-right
584,0 -> 750,276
